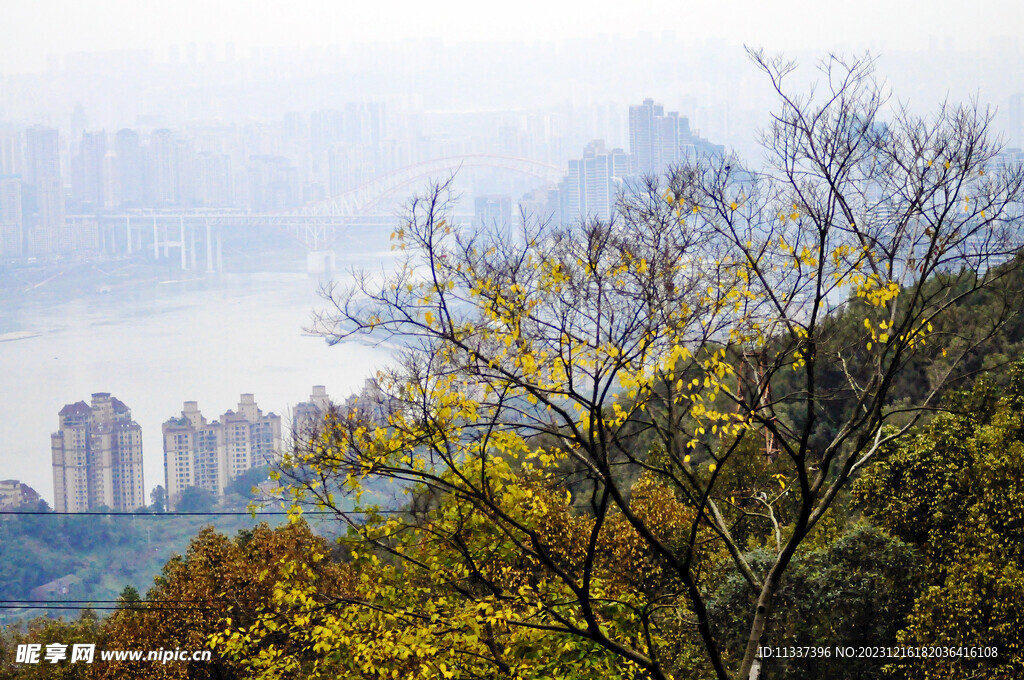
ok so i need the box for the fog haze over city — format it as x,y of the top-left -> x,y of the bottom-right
4,1 -> 1024,156
2,0 -> 1024,506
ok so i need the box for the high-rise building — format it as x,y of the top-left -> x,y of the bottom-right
343,102 -> 384,147
72,131 -> 107,208
0,175 -> 23,259
51,393 -> 145,513
25,126 -> 60,189
24,125 -> 65,257
629,99 -> 661,177
114,129 -> 144,207
0,129 -> 21,176
194,152 -> 232,206
103,150 -> 120,209
474,195 -> 512,228
558,140 -> 630,223
163,394 -> 282,509
29,177 -> 66,256
292,385 -> 331,437
174,138 -> 196,207
1009,93 -> 1024,150
247,155 -> 299,211
629,98 -> 724,178
147,129 -> 178,205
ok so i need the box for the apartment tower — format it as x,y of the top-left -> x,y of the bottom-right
51,393 -> 145,512
163,394 -> 282,509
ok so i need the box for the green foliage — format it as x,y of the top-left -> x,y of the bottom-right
149,486 -> 166,514
0,511 -> 272,624
710,525 -> 920,679
223,465 -> 270,500
0,612 -> 100,680
174,487 -> 217,513
117,586 -> 141,605
855,364 -> 1024,679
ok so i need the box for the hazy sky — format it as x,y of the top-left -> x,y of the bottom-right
2,0 -> 1023,73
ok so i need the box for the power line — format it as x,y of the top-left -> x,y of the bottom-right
1,599 -> 265,612
0,598 -> 340,611
0,605 -> 220,611
1,600 -> 218,604
0,509 -> 407,516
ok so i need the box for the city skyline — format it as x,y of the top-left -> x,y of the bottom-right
0,97 -> 728,264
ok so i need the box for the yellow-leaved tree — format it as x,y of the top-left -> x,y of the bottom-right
216,51 -> 1024,680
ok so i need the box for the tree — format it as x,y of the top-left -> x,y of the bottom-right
174,486 -> 216,513
854,365 -> 1024,679
243,52 -> 1024,680
709,523 -> 920,680
149,486 -> 166,514
96,521 -> 351,680
0,612 -> 100,680
223,465 -> 271,502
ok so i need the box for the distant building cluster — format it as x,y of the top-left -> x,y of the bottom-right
1,95 -> 733,264
0,125 -> 66,260
51,393 -> 145,512
0,479 -> 41,510
48,391 -> 299,513
511,98 -> 726,228
162,394 -> 282,510
0,104 -> 389,262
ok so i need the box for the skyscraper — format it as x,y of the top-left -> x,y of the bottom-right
163,394 -> 282,509
558,140 -> 630,224
0,129 -> 21,176
25,126 -> 60,189
0,175 -> 23,258
24,125 -> 65,256
1009,93 -> 1024,149
147,129 -> 178,205
292,385 -> 331,435
629,99 -> 661,176
30,177 -> 66,255
629,98 -> 724,178
114,128 -> 143,207
72,131 -> 107,208
51,393 -> 145,512
474,195 -> 513,228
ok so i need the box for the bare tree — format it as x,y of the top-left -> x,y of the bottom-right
263,52 -> 1024,680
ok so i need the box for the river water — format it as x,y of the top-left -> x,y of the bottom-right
0,255 -> 394,505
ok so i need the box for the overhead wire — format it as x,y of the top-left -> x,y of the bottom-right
0,509 -> 407,516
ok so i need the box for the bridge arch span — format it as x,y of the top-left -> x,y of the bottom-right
295,155 -> 563,217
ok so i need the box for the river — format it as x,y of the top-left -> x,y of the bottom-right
0,254 -> 394,505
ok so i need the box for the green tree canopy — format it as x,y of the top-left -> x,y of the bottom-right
855,365 -> 1024,679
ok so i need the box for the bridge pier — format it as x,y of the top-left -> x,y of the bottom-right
206,219 -> 214,273
307,250 -> 336,275
179,216 -> 187,270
